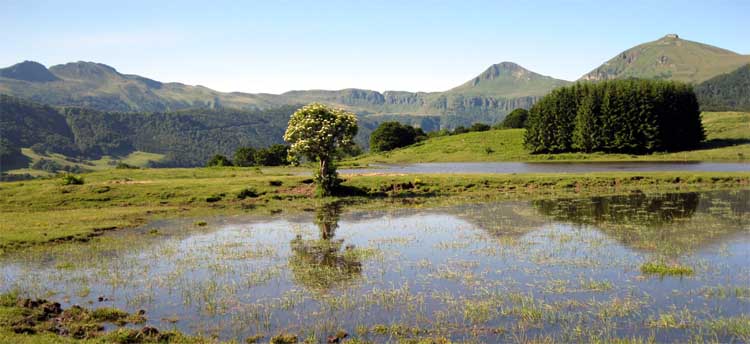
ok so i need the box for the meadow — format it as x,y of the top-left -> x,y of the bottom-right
348,112 -> 750,165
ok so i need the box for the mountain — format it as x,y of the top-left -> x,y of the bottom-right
0,61 -> 282,112
447,62 -> 570,97
0,61 -> 59,82
580,34 -> 750,84
0,60 -> 566,126
695,64 -> 750,111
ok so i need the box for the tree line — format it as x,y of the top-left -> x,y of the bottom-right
524,79 -> 704,154
206,144 -> 290,167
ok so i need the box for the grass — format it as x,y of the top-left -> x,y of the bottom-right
0,164 -> 747,253
348,112 -> 750,164
640,261 -> 694,276
0,293 -> 208,343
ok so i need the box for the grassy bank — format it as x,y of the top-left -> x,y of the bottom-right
349,111 -> 750,164
1,166 -> 748,253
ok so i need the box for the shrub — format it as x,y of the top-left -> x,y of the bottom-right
115,162 -> 138,169
369,121 -> 422,152
233,147 -> 257,167
451,126 -> 468,135
498,108 -> 529,129
206,154 -> 233,167
254,144 -> 289,166
31,158 -> 62,172
469,123 -> 491,132
60,174 -> 84,185
236,188 -> 260,199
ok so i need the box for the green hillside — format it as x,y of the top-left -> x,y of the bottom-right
695,64 -> 750,111
580,34 -> 750,84
350,112 -> 750,164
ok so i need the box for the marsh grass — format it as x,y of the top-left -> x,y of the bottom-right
640,261 -> 694,276
0,189 -> 748,343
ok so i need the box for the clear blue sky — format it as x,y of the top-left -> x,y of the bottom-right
2,0 -> 748,94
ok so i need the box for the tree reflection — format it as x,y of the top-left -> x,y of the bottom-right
532,190 -> 749,255
289,202 -> 362,291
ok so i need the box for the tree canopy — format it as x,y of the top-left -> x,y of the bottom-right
524,79 -> 704,154
369,121 -> 425,152
284,103 -> 358,196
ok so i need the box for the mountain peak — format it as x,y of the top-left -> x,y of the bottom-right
49,61 -> 122,81
477,62 -> 533,81
580,34 -> 750,83
0,61 -> 59,82
448,62 -> 570,97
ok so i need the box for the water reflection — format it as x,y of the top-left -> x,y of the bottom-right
0,190 -> 748,342
531,190 -> 749,254
289,202 -> 362,291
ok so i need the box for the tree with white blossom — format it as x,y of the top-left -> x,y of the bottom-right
284,103 -> 358,196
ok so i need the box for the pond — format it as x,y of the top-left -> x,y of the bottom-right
1,189 -> 749,342
339,162 -> 750,175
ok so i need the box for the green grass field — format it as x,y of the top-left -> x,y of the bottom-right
349,112 -> 750,164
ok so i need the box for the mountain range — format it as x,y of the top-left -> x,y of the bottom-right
2,34 -> 748,118
0,59 -> 565,120
1,34 -> 749,170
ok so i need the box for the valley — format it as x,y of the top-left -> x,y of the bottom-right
1,14 -> 749,343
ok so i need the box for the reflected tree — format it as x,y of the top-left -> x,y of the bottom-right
532,191 -> 749,255
533,192 -> 700,227
289,202 -> 363,291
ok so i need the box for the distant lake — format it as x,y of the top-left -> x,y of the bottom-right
340,161 -> 750,174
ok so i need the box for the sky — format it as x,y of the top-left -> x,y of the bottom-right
1,0 -> 749,94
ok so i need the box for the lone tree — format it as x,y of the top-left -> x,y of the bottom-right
284,103 -> 358,196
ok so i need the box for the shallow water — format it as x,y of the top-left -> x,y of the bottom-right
339,161 -> 750,174
2,190 -> 749,342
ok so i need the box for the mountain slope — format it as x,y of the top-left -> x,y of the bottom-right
695,64 -> 750,111
580,34 -> 750,83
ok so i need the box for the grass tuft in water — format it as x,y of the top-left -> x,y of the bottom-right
640,261 -> 694,276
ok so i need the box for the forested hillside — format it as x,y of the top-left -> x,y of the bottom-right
0,95 -> 298,168
695,64 -> 750,111
0,94 -> 450,170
